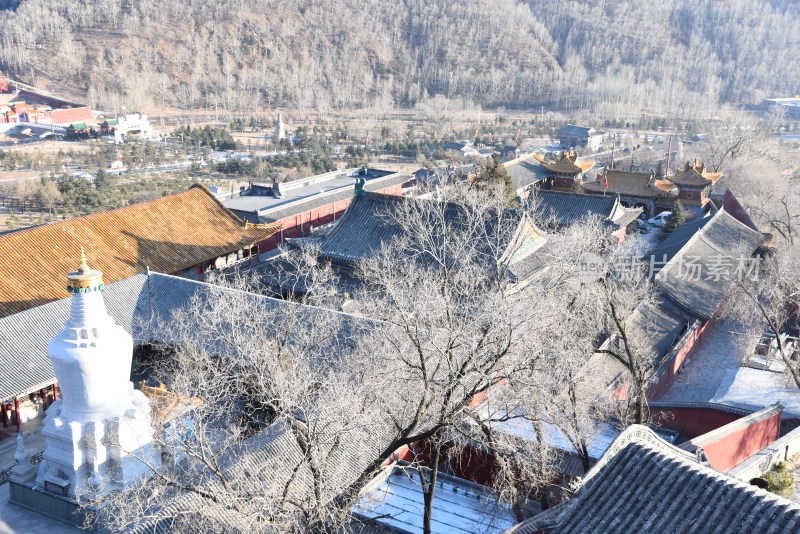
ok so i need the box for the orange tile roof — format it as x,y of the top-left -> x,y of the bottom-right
584,170 -> 674,198
0,185 -> 278,317
539,149 -> 594,175
670,161 -> 723,187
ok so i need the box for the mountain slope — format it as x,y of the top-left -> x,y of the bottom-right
0,0 -> 798,114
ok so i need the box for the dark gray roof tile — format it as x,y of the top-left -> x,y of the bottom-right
509,425 -> 800,534
655,209 -> 762,319
533,190 -> 641,229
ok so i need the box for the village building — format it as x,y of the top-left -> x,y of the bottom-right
98,113 -> 154,143
559,124 -> 604,151
500,144 -> 520,161
668,159 -> 723,206
0,76 -> 93,131
582,169 -> 676,219
64,122 -> 94,140
506,425 -> 800,534
223,167 -> 412,250
762,96 -> 800,120
442,141 -> 479,158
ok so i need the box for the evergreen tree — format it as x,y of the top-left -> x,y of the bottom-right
475,154 -> 514,203
665,200 -> 687,232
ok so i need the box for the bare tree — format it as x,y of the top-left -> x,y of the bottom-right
724,242 -> 800,388
81,282 -> 388,533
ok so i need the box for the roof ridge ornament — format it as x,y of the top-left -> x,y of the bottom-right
355,176 -> 366,196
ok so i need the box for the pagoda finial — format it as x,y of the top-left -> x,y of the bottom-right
67,246 -> 104,293
79,246 -> 90,273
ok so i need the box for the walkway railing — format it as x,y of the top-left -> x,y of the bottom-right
0,450 -> 44,486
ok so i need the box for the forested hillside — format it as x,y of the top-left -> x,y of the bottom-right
0,0 -> 798,116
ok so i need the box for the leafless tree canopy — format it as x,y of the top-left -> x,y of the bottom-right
89,189 -> 672,532
2,1 -> 799,114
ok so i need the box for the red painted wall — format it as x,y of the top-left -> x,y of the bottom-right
257,182 -> 405,253
46,106 -> 93,125
650,407 -> 743,439
445,445 -> 498,486
648,316 -> 716,400
676,188 -> 707,206
701,413 -> 781,472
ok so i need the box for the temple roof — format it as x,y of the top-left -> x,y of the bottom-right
503,154 -> 551,191
0,185 -> 276,318
654,209 -> 763,319
508,425 -> 800,534
533,190 -> 642,229
539,149 -> 594,175
670,160 -> 723,187
319,191 -> 546,278
583,170 -> 676,198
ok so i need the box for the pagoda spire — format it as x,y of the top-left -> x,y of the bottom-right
66,247 -> 105,294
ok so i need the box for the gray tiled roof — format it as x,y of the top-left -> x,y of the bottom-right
0,274 -> 148,401
508,425 -> 800,534
319,193 -> 410,264
319,192 -> 542,275
256,173 -> 411,223
655,209 -> 763,319
0,272 -> 363,401
533,190 -> 642,229
650,215 -> 712,262
587,292 -> 697,391
504,157 -> 550,191
559,125 -> 594,137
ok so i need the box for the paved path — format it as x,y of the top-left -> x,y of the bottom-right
0,416 -> 82,533
0,416 -> 45,469
0,483 -> 82,533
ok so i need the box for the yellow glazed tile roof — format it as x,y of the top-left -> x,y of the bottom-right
0,185 -> 277,317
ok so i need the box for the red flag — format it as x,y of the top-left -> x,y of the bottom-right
603,174 -> 609,190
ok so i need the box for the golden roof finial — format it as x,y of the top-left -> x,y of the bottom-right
78,246 -> 90,273
67,246 -> 104,293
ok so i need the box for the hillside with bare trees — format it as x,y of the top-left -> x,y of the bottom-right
0,0 -> 798,116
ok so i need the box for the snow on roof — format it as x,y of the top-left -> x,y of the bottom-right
353,465 -> 518,534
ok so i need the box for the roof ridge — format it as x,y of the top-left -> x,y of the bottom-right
188,183 -> 274,229
564,424 -> 800,515
147,271 -> 386,324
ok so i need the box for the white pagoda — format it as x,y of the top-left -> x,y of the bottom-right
275,112 -> 286,141
34,251 -> 160,498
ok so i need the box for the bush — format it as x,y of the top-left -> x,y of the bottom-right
764,463 -> 795,497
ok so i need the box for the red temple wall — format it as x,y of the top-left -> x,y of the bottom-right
701,414 -> 781,472
650,407 -> 743,439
